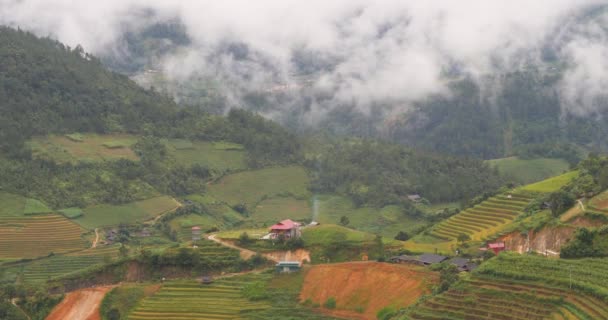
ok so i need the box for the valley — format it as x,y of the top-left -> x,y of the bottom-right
0,23 -> 608,320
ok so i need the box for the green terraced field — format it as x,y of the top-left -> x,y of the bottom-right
430,193 -> 533,241
0,214 -> 87,258
408,277 -> 608,320
75,196 -> 180,229
208,166 -> 310,207
128,275 -> 272,320
6,245 -> 119,283
408,254 -> 608,320
486,157 -> 570,185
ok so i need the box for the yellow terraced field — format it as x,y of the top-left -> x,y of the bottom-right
430,193 -> 533,241
0,214 -> 87,258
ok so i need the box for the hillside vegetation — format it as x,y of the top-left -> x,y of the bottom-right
487,157 -> 570,185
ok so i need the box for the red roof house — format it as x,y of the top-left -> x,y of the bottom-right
488,242 -> 506,255
269,219 -> 301,239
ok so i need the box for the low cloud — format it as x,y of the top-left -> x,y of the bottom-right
2,0 -> 608,118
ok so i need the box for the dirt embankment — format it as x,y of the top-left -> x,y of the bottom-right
263,249 -> 310,263
300,262 -> 438,320
46,286 -> 114,320
499,216 -> 606,255
500,227 -> 575,256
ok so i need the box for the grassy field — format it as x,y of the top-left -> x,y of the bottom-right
301,224 -> 377,246
0,214 -> 87,259
250,197 -> 311,227
166,139 -> 247,173
487,157 -> 570,184
0,192 -> 53,217
519,171 -> 579,193
75,196 -> 180,229
29,134 -> 139,163
314,195 -> 429,238
208,166 -> 310,207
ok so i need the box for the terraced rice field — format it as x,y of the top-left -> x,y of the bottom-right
409,277 -> 608,320
16,245 -> 119,283
197,240 -> 240,269
128,275 -> 272,320
431,194 -> 533,241
0,214 -> 87,258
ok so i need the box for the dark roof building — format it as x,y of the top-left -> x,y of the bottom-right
448,257 -> 478,272
418,253 -> 448,265
389,255 -> 421,264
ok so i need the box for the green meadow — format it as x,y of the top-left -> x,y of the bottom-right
487,156 -> 570,184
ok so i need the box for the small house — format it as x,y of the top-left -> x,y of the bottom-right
276,261 -> 301,273
269,219 -> 301,239
192,226 -> 202,241
407,194 -> 422,202
448,257 -> 478,272
488,242 -> 506,255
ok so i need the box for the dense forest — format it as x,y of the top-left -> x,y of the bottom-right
308,140 -> 503,206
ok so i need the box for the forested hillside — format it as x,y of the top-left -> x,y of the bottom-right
0,27 -> 503,210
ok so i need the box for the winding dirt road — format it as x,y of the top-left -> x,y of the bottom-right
46,286 -> 114,320
207,234 -> 273,261
206,234 -> 311,263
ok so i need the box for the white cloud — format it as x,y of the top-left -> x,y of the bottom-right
1,0 -> 608,116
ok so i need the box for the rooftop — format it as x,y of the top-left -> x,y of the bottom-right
270,219 -> 298,230
419,253 -> 448,264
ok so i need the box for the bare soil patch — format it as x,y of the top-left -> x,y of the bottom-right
300,262 -> 437,320
46,286 -> 114,320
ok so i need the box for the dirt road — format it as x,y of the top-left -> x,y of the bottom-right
91,228 -> 99,249
46,286 -> 114,320
207,234 -> 271,261
207,234 -> 311,263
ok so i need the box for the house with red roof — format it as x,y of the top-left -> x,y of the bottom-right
269,219 -> 301,239
488,242 -> 506,255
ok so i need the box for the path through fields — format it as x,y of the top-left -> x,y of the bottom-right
207,234 -> 272,261
46,286 -> 114,320
91,228 -> 99,249
12,298 -> 31,320
577,199 -> 585,211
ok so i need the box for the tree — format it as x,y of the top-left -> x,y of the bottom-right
394,231 -> 410,241
119,244 -> 129,258
548,191 -> 575,217
437,263 -> 459,293
457,233 -> 470,244
238,232 -> 252,245
339,215 -> 350,226
372,234 -> 385,261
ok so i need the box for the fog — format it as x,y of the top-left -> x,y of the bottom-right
2,0 -> 608,118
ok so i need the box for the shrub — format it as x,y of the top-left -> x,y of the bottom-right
238,232 -> 252,245
323,297 -> 336,309
355,306 -> 365,313
394,231 -> 410,241
302,298 -> 313,306
377,307 -> 396,320
242,281 -> 268,301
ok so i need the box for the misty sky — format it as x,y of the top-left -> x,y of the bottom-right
2,0 -> 608,117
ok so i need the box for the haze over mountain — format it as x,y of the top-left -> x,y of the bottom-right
3,1 -> 608,158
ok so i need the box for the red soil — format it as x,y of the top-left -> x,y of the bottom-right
46,286 -> 114,320
300,262 -> 438,320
